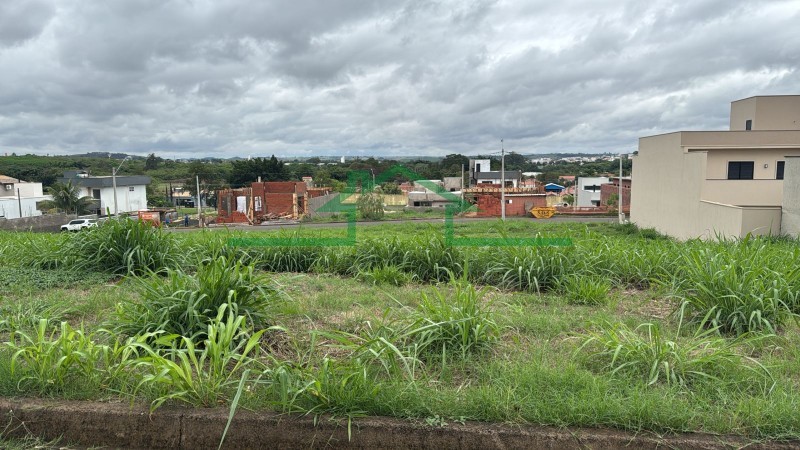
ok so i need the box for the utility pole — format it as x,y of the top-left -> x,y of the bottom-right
112,156 -> 131,216
501,139 -> 506,221
619,154 -> 624,224
112,167 -> 118,216
17,188 -> 22,218
460,163 -> 465,209
196,175 -> 202,227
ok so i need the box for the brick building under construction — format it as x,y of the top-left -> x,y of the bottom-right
463,185 -> 547,217
216,181 -> 330,224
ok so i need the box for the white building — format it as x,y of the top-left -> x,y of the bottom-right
576,176 -> 610,207
59,171 -> 151,216
468,159 -> 521,187
0,175 -> 50,219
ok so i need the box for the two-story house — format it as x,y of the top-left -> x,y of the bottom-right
631,95 -> 800,239
59,171 -> 151,216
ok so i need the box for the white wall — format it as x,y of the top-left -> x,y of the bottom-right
96,185 -> 148,214
473,159 -> 491,173
0,196 -> 48,219
475,175 -> 519,187
576,177 -> 609,207
16,182 -> 44,197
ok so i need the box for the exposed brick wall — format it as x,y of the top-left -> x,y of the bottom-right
264,193 -> 296,216
600,184 -> 631,212
216,188 -> 252,222
254,181 -> 307,194
475,194 -> 546,217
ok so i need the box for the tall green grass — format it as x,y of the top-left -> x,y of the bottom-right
54,219 -> 179,275
576,321 -> 773,388
115,256 -> 282,341
669,240 -> 800,335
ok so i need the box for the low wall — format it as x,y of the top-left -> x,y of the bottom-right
307,192 -> 342,218
0,213 -> 73,232
698,201 -> 781,239
341,193 -> 408,206
0,398 -> 794,450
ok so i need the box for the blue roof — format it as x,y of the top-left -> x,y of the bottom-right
544,183 -> 565,190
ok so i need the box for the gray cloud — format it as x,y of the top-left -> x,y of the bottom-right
1,0 -> 799,158
0,0 -> 54,46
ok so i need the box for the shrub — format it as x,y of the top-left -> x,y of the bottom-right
357,192 -> 384,220
7,320 -> 115,395
407,274 -> 499,359
58,218 -> 179,275
356,265 -> 413,286
557,275 -> 611,305
132,304 -> 268,410
576,321 -> 773,388
478,245 -> 573,292
115,256 -> 281,341
671,242 -> 799,335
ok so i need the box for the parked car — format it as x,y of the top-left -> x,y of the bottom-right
60,218 -> 99,232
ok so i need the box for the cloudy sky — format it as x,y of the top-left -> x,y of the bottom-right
1,0 -> 799,158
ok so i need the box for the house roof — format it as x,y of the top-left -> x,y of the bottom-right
544,183 -> 565,190
59,172 -> 151,188
0,175 -> 22,183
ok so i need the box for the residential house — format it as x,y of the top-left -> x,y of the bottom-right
631,95 -> 800,239
59,171 -> 150,215
0,175 -> 49,219
576,177 -> 610,207
468,158 -> 521,187
473,170 -> 521,188
408,179 -> 454,208
442,177 -> 462,192
544,183 -> 565,193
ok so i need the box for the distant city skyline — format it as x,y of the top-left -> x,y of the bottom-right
1,0 -> 798,158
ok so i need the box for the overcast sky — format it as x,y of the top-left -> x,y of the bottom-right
1,0 -> 798,158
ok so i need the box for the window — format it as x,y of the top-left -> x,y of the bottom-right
92,189 -> 101,199
129,186 -> 135,191
745,119 -> 752,131
777,161 -> 785,180
728,161 -> 754,180
583,184 -> 601,192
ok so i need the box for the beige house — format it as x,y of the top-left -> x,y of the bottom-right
631,95 -> 800,239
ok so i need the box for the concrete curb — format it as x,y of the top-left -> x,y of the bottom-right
0,398 -> 795,449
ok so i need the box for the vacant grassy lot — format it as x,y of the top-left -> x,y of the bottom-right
1,219 -> 800,442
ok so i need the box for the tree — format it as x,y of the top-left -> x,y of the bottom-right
229,155 -> 287,187
144,153 -> 162,171
39,180 -> 95,215
357,191 -> 384,220
606,193 -> 619,212
504,152 -> 527,170
381,182 -> 402,195
185,161 -> 229,208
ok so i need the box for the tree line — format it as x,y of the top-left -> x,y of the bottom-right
0,152 -> 631,207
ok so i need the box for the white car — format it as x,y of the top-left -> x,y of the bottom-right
60,218 -> 99,232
